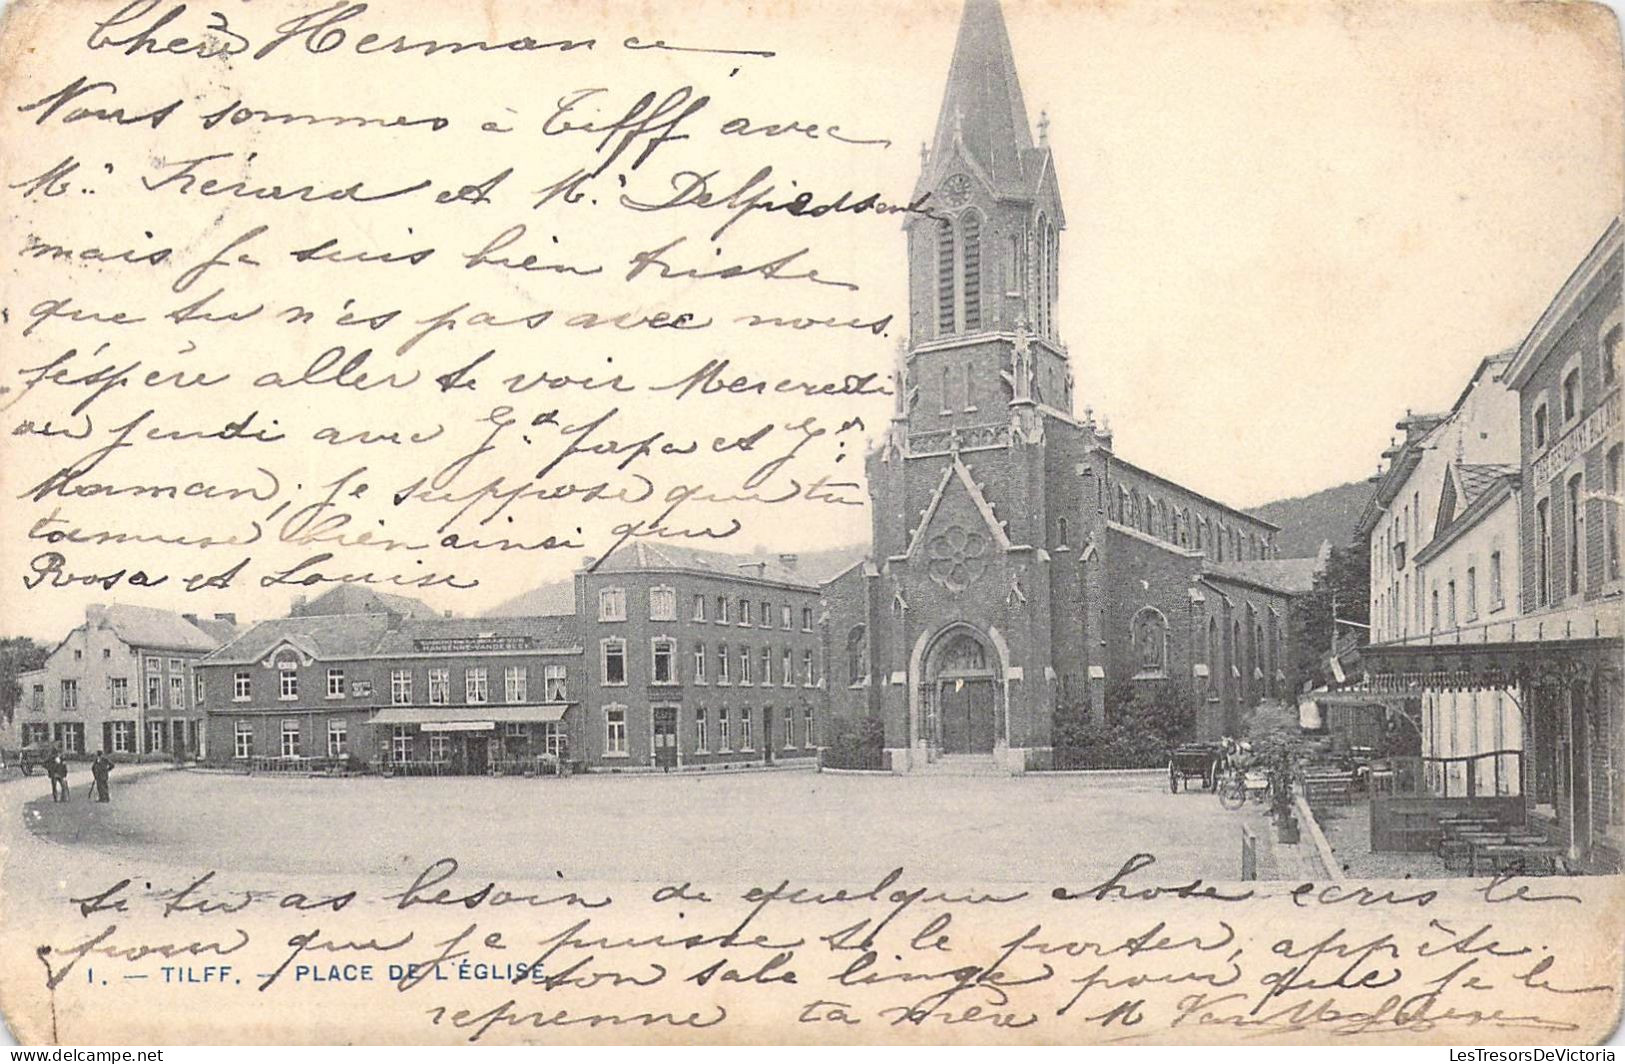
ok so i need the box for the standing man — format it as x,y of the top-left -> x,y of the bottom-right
90,752 -> 113,803
45,750 -> 68,803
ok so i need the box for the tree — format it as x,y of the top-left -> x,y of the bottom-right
1291,543 -> 1370,689
0,637 -> 50,726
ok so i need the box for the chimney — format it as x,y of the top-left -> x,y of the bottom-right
85,604 -> 108,626
444,610 -> 454,618
290,594 -> 308,615
214,612 -> 236,625
778,553 -> 799,570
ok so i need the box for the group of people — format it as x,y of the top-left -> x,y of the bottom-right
42,749 -> 115,803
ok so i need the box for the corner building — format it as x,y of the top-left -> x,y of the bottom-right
823,0 -> 1305,772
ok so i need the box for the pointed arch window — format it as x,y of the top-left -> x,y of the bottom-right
1034,215 -> 1050,336
962,210 -> 982,331
936,218 -> 956,335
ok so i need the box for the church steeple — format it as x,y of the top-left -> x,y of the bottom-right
905,0 -> 1070,423
927,0 -> 1037,194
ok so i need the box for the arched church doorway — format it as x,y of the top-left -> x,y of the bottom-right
923,627 -> 1001,754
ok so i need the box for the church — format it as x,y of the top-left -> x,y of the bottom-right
821,0 -> 1314,772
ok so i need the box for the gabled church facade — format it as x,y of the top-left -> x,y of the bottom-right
822,0 -> 1311,772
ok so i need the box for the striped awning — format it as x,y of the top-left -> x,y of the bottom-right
371,704 -> 569,726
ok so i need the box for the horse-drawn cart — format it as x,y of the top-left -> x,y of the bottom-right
1168,742 -> 1222,792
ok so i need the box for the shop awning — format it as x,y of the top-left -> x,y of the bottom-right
371,704 -> 570,727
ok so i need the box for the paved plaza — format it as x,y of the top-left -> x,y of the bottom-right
17,765 -> 1315,885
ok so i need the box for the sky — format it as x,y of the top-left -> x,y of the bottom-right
0,0 -> 1619,638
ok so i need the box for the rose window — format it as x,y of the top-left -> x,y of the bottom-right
927,524 -> 988,593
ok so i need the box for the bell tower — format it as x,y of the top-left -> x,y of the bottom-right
901,0 -> 1070,435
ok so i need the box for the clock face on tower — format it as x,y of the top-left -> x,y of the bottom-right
941,173 -> 972,207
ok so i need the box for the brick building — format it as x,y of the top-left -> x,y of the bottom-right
576,544 -> 825,770
9,604 -> 237,759
1361,217 -> 1622,871
822,0 -> 1307,772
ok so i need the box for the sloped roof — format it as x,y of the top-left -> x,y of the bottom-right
483,579 -> 577,618
187,616 -> 244,645
373,615 -> 579,656
92,604 -> 228,653
590,542 -> 816,589
1204,558 -> 1321,596
1455,463 -> 1517,507
290,585 -> 441,620
203,613 -> 394,666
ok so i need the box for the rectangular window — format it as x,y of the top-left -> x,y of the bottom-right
1567,474 -> 1584,597
505,666 -> 527,703
543,664 -> 567,702
802,608 -> 813,632
234,671 -> 251,701
391,725 -> 412,763
692,595 -> 706,622
56,722 -> 85,754
716,596 -> 729,624
761,602 -> 772,629
505,722 -> 527,739
428,668 -> 450,705
604,705 -> 627,755
30,684 -> 43,712
717,644 -> 731,685
169,657 -> 183,673
193,674 -> 204,705
392,669 -> 412,705
740,707 -> 754,750
781,605 -> 793,630
429,735 -> 449,764
804,651 -> 817,687
782,649 -> 794,687
110,677 -> 129,709
169,673 -> 184,708
652,639 -> 675,684
60,679 -> 78,712
146,656 -> 161,675
145,720 -> 166,753
693,643 -> 707,685
761,647 -> 773,686
1447,579 -> 1457,628
739,598 -> 752,626
739,646 -> 753,685
719,708 -> 731,752
784,711 -> 795,748
111,720 -> 133,754
1537,498 -> 1551,607
234,721 -> 253,759
804,707 -> 815,747
1430,588 -> 1439,631
327,719 -> 348,757
598,587 -> 626,622
466,668 -> 489,704
1609,445 -> 1622,582
327,668 -> 345,699
280,719 -> 301,758
601,640 -> 627,686
1466,567 -> 1478,619
1490,550 -> 1504,607
278,669 -> 298,701
649,586 -> 676,621
695,707 -> 708,752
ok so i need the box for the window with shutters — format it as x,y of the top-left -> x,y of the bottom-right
962,211 -> 982,331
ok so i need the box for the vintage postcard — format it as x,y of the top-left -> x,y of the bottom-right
0,0 -> 1622,1047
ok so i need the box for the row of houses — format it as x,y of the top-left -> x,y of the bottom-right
5,544 -> 841,775
1354,217 -> 1622,872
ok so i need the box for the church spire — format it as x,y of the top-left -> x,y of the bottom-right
927,0 -> 1037,190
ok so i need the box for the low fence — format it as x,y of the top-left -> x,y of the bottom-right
819,746 -> 885,772
1050,747 -> 1166,772
1369,750 -> 1526,852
